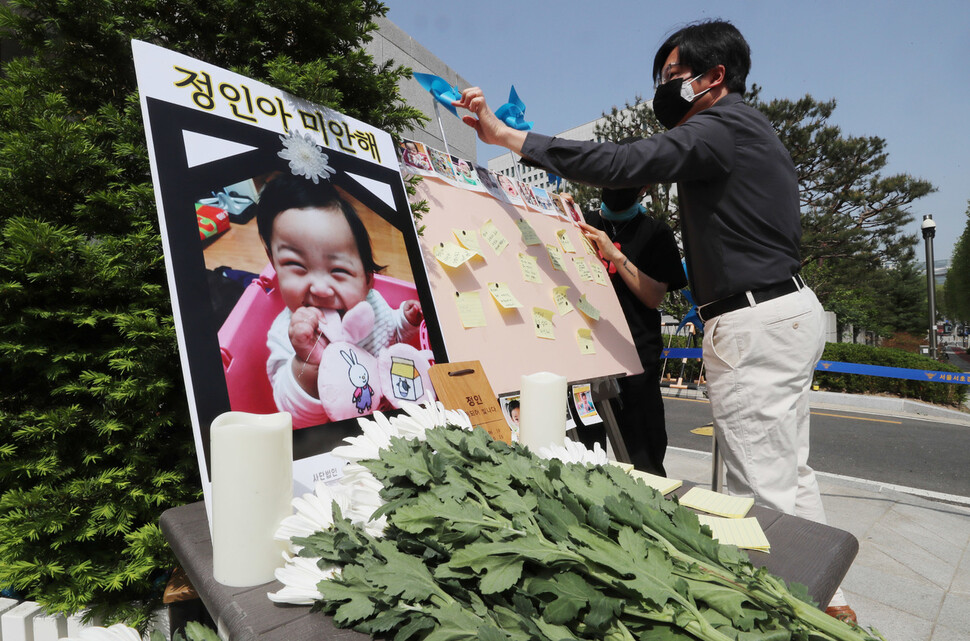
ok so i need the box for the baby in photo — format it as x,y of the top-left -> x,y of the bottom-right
258,174 -> 423,426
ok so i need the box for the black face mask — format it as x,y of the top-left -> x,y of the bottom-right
652,73 -> 709,130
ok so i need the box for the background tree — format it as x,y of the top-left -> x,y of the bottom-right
755,93 -> 934,337
569,89 -> 933,338
0,0 -> 424,626
943,201 -> 970,324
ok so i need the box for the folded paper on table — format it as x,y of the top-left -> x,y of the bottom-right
629,469 -> 684,495
679,487 -> 754,518
697,515 -> 771,552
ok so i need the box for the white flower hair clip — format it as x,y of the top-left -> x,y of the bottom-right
278,130 -> 336,183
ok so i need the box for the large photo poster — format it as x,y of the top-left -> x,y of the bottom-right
132,41 -> 442,508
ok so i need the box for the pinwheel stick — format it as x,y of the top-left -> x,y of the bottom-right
431,100 -> 451,157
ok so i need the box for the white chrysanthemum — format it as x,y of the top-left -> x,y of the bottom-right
338,462 -> 378,486
275,481 -> 352,551
536,437 -> 609,466
65,623 -> 141,641
343,472 -> 388,537
397,401 -> 472,433
278,131 -> 336,183
268,552 -> 340,605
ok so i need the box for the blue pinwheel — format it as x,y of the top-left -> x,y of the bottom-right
677,261 -> 704,333
494,85 -> 534,131
413,72 -> 461,117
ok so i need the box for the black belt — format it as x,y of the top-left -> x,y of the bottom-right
698,274 -> 805,323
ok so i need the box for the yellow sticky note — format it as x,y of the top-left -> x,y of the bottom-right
576,328 -> 595,354
553,286 -> 574,315
454,291 -> 487,328
680,487 -> 755,518
518,252 -> 542,284
516,218 -> 542,246
480,219 -> 509,256
532,307 -> 555,340
487,282 -> 523,309
453,229 -> 483,256
696,515 -> 770,552
545,244 -> 566,271
572,256 -> 594,281
629,470 -> 683,495
434,241 -> 477,268
576,294 -> 601,321
556,229 -> 577,254
590,259 -> 610,286
580,233 -> 598,256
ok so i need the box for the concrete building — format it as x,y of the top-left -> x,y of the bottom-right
485,117 -> 608,191
369,16 -> 478,162
484,104 -> 653,193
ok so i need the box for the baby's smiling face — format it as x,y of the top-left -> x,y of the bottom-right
267,205 -> 371,315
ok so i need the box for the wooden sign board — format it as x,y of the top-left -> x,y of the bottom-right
429,361 -> 511,444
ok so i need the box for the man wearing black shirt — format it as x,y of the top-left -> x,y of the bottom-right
455,18 -> 855,622
579,160 -> 686,475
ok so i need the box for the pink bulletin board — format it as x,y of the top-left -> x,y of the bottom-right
412,177 -> 642,395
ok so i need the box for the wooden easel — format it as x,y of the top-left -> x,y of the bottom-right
586,376 -> 631,463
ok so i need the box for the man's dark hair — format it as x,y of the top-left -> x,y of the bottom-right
652,20 -> 751,95
256,173 -> 384,274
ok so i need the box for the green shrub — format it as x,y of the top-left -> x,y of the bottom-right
657,335 -> 967,408
815,342 -> 967,407
0,0 -> 424,628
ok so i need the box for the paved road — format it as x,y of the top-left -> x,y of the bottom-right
664,395 -> 970,499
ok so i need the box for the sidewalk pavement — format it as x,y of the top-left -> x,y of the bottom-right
661,389 -> 970,641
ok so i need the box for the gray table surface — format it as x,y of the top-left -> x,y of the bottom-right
161,494 -> 857,641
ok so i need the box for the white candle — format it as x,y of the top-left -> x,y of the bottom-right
210,411 -> 293,587
518,372 -> 567,451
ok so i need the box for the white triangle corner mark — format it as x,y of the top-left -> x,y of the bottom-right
182,130 -> 259,168
346,172 -> 395,210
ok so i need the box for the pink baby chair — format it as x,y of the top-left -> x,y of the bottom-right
218,264 -> 431,422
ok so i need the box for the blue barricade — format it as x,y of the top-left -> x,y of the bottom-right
660,348 -> 970,385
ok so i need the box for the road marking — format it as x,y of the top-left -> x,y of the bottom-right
667,446 -> 970,506
810,411 -> 901,425
690,425 -> 714,436
667,397 -> 904,424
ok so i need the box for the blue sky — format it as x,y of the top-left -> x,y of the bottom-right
382,0 -> 970,261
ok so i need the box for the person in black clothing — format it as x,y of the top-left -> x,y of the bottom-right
453,19 -> 856,624
577,156 -> 686,475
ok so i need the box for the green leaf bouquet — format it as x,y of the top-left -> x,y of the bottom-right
270,404 -> 887,641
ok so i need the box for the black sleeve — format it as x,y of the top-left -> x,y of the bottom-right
637,222 -> 687,292
520,119 -> 734,189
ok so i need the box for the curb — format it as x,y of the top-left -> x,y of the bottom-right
659,385 -> 970,427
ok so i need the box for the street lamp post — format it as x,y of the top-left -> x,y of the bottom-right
922,215 -> 938,359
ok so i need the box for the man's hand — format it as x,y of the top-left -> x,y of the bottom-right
453,87 -> 527,153
578,221 -> 622,264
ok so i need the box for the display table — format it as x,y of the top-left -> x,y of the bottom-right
161,494 -> 858,641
